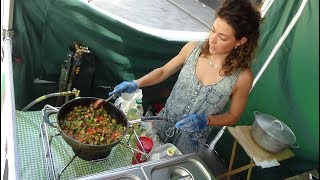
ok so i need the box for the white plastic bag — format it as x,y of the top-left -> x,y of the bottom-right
114,89 -> 143,114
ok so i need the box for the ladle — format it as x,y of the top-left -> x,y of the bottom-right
93,93 -> 117,110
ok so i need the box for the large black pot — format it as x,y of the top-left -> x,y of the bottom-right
44,97 -> 129,161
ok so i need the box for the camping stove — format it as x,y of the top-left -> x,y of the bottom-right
39,104 -> 146,180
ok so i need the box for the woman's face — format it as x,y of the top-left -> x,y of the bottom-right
208,17 -> 243,55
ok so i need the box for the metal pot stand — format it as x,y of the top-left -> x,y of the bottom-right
39,104 -> 148,180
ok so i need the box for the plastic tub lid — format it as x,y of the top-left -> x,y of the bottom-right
136,136 -> 154,153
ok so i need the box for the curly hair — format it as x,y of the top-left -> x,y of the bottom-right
201,0 -> 262,76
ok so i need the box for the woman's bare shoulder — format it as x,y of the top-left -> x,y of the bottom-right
179,41 -> 199,57
184,41 -> 198,50
239,68 -> 253,80
235,68 -> 254,89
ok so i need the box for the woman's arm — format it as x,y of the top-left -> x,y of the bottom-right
207,68 -> 254,126
135,41 -> 197,88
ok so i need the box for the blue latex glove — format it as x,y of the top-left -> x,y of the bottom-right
175,113 -> 207,132
108,81 -> 138,96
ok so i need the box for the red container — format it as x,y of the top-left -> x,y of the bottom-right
132,153 -> 144,164
132,136 -> 153,164
136,136 -> 153,153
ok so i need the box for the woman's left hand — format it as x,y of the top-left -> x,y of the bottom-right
175,113 -> 207,132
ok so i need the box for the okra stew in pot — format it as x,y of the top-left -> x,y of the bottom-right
60,102 -> 126,145
43,97 -> 129,161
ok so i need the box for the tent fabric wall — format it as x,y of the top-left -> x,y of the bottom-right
244,0 -> 318,162
12,0 -> 184,110
11,0 -> 318,178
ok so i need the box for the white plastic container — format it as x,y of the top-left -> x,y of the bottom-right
114,89 -> 143,113
148,143 -> 182,161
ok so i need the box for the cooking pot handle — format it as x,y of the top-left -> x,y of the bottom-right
129,116 -> 173,124
272,120 -> 284,130
141,116 -> 172,122
254,111 -> 261,118
43,111 -> 58,128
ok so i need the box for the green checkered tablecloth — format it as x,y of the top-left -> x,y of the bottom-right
15,110 -> 135,180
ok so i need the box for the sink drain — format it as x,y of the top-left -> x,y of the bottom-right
169,166 -> 193,180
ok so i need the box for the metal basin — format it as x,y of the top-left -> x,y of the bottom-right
142,153 -> 213,180
169,166 -> 193,180
77,153 -> 214,180
77,166 -> 145,180
102,174 -> 141,180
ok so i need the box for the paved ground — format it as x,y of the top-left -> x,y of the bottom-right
199,0 -> 224,10
90,0 -> 219,32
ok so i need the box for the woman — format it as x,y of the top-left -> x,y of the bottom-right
109,0 -> 261,154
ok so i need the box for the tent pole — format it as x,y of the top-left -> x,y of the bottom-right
1,0 -> 18,179
252,0 -> 308,89
2,0 -> 14,31
2,37 -> 18,180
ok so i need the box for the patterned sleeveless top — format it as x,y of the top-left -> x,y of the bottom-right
153,40 -> 241,154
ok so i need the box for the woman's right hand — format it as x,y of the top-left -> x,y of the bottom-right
108,81 -> 138,96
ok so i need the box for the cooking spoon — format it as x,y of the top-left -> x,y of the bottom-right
128,116 -> 173,124
93,93 -> 118,110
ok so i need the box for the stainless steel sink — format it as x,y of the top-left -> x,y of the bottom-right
77,166 -> 146,180
142,153 -> 213,180
77,153 -> 215,180
103,174 -> 141,180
